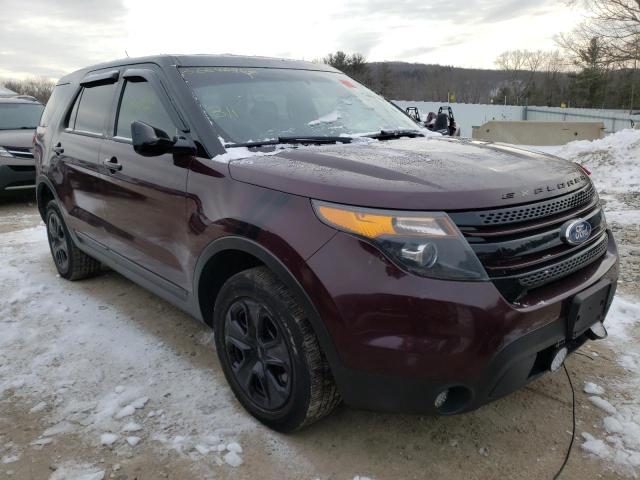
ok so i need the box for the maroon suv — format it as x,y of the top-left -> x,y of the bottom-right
34,55 -> 618,432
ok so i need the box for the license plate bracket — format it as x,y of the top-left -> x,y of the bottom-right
567,280 -> 612,339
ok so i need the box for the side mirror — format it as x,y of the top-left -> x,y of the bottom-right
131,121 -> 197,157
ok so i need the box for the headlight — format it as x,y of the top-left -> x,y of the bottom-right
0,146 -> 14,158
312,201 -> 488,281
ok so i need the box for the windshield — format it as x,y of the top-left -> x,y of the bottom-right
0,103 -> 44,130
180,67 -> 419,144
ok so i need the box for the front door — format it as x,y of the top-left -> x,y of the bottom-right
99,71 -> 192,289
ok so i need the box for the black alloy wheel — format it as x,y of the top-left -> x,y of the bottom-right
47,210 -> 69,272
224,298 -> 292,411
44,200 -> 102,280
213,266 -> 341,432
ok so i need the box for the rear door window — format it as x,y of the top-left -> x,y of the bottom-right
73,83 -> 116,134
115,80 -> 176,139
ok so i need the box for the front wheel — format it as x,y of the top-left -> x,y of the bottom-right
45,200 -> 102,280
213,266 -> 340,432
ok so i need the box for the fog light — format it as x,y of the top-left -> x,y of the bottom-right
587,321 -> 608,340
550,347 -> 568,372
434,389 -> 449,409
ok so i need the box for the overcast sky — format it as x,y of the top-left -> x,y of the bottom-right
0,0 -> 585,80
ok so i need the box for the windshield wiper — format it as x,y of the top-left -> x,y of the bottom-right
226,136 -> 353,148
279,135 -> 353,144
366,129 -> 425,140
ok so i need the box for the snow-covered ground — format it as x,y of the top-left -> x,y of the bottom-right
579,297 -> 640,474
524,129 -> 640,226
520,129 -> 640,475
0,226 -> 261,476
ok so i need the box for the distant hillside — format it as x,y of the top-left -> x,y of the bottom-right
365,61 -> 555,105
359,61 -> 639,110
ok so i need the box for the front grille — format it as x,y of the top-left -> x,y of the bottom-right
452,183 -> 595,227
451,186 -> 609,302
517,233 -> 608,288
3,146 -> 34,159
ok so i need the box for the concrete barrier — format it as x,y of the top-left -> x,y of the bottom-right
471,121 -> 605,145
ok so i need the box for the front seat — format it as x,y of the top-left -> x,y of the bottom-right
434,112 -> 449,132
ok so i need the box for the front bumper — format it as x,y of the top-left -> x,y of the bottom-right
0,158 -> 36,194
305,230 -> 619,414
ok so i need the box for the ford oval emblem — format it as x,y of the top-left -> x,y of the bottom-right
561,219 -> 592,245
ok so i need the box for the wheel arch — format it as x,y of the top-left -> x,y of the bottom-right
36,176 -> 58,221
193,236 -> 341,368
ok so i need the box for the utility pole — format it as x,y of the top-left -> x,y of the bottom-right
631,38 -> 638,114
631,59 -> 636,114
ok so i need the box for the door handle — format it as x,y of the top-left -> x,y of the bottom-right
53,143 -> 64,155
103,157 -> 122,172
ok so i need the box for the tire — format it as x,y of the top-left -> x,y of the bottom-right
45,200 -> 102,281
213,266 -> 341,432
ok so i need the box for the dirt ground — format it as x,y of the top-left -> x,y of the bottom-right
0,194 -> 635,480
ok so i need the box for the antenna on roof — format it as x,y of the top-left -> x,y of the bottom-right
125,50 -> 130,58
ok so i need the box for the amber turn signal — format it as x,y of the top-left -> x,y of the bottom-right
314,203 -> 456,239
315,205 -> 395,238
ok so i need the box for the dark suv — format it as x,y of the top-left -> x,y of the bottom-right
1,95 -> 44,195
35,55 -> 618,432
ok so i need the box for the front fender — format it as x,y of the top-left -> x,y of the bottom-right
192,235 -> 342,369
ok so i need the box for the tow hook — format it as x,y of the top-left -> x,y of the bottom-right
586,321 -> 608,340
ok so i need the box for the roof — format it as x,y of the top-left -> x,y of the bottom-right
0,96 -> 43,105
58,54 -> 339,84
0,86 -> 18,97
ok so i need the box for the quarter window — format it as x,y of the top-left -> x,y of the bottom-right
116,80 -> 176,139
73,83 -> 116,134
40,83 -> 70,128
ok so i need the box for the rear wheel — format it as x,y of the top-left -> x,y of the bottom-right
45,200 -> 102,280
214,266 -> 340,432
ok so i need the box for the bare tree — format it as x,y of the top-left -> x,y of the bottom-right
561,0 -> 640,65
494,50 -> 548,104
0,77 -> 55,103
560,0 -> 640,109
540,50 -> 570,105
495,50 -> 527,77
524,50 -> 546,73
586,0 -> 640,64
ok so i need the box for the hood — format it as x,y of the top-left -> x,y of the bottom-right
0,129 -> 35,150
228,137 -> 590,211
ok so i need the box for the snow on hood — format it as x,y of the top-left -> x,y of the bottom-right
227,136 -> 587,210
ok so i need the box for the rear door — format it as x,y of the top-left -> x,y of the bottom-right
53,71 -> 118,245
99,66 -> 192,290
